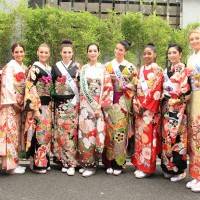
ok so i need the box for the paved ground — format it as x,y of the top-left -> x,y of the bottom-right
0,163 -> 199,200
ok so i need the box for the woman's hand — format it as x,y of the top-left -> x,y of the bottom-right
16,94 -> 24,106
13,103 -> 23,113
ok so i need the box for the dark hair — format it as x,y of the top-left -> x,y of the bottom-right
144,43 -> 156,53
61,39 -> 73,50
119,40 -> 131,51
11,42 -> 25,53
167,43 -> 182,54
87,43 -> 100,52
166,43 -> 182,69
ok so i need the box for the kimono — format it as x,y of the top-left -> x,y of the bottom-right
78,63 -> 113,167
132,63 -> 163,174
24,61 -> 52,170
161,63 -> 190,175
0,59 -> 26,170
187,51 -> 200,180
103,59 -> 137,168
51,61 -> 79,168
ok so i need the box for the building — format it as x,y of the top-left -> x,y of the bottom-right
3,0 -> 200,28
30,0 -> 182,27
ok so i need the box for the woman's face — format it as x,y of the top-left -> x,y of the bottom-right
37,46 -> 50,64
87,44 -> 99,63
189,32 -> 200,52
114,43 -> 126,60
168,47 -> 181,65
12,46 -> 25,64
61,46 -> 73,62
143,47 -> 156,66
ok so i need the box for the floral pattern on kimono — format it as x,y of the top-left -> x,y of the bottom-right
187,51 -> 200,180
132,63 -> 163,174
103,59 -> 137,167
24,62 -> 52,169
161,63 -> 190,175
51,61 -> 79,168
0,59 -> 26,170
78,63 -> 113,167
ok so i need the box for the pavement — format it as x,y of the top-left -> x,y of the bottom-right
0,161 -> 199,200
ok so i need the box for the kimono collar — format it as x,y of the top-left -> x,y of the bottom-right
33,61 -> 51,72
170,62 -> 185,72
7,59 -> 25,70
193,50 -> 200,55
87,62 -> 102,68
61,60 -> 72,68
112,59 -> 128,66
144,62 -> 158,70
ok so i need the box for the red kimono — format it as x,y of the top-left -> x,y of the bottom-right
132,63 -> 163,174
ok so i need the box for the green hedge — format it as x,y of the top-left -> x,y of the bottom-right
0,11 -> 14,66
0,5 -> 199,67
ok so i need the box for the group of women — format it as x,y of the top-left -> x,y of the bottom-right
0,27 -> 200,192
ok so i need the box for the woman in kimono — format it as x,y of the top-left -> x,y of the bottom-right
103,40 -> 137,176
0,43 -> 26,174
52,40 -> 79,175
24,43 -> 52,174
161,44 -> 190,182
186,28 -> 200,192
132,44 -> 163,178
78,43 -> 113,177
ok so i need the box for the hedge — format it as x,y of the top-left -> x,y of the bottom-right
0,4 -> 200,67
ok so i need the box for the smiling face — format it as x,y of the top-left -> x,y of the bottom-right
37,46 -> 50,64
114,43 -> 126,61
168,47 -> 181,65
189,32 -> 200,52
61,46 -> 73,63
12,46 -> 25,64
87,44 -> 99,63
143,47 -> 156,66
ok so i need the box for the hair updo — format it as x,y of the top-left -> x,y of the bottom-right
144,43 -> 156,53
119,40 -> 132,51
61,39 -> 73,50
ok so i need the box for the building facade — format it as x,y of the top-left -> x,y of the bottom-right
3,0 -> 200,28
37,0 -> 182,27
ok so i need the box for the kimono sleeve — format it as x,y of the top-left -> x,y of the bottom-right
101,70 -> 113,109
0,65 -> 16,105
180,68 -> 191,102
24,65 -> 41,114
143,67 -> 163,113
124,66 -> 138,99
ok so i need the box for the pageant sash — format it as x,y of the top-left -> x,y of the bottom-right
80,64 -> 102,111
33,61 -> 51,76
56,61 -> 79,105
112,59 -> 128,89
139,66 -> 149,96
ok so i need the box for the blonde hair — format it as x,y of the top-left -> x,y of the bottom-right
189,27 -> 200,37
38,43 -> 50,51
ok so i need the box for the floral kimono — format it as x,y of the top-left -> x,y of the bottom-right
161,63 -> 190,175
24,61 -> 52,170
103,59 -> 137,168
132,63 -> 163,174
78,63 -> 113,167
187,51 -> 200,180
52,61 -> 79,168
0,59 -> 26,170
